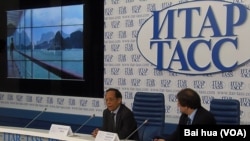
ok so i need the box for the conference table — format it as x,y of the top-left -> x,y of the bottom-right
0,125 -> 95,141
0,126 -> 135,141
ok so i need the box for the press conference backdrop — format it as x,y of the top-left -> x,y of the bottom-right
1,0 -> 250,125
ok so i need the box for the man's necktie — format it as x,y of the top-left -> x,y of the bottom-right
186,117 -> 191,125
111,112 -> 116,132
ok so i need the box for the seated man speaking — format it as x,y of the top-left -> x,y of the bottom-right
92,88 -> 139,140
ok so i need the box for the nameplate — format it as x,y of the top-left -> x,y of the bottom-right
49,124 -> 73,136
95,131 -> 120,141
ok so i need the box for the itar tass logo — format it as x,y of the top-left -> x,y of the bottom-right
210,80 -> 225,89
230,81 -> 245,90
137,1 -> 250,74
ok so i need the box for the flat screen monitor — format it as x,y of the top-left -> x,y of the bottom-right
0,0 -> 104,97
7,4 -> 84,80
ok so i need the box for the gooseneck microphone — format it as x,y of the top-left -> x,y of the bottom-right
125,119 -> 148,140
24,108 -> 47,128
74,114 -> 95,134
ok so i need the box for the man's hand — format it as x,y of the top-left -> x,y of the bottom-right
91,128 -> 99,137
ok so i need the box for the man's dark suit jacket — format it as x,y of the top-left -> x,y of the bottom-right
167,106 -> 216,141
101,104 -> 139,140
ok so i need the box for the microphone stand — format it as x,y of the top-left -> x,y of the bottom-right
125,119 -> 148,140
24,108 -> 47,128
74,114 -> 95,134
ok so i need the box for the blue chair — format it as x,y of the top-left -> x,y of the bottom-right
132,92 -> 165,141
210,99 -> 240,125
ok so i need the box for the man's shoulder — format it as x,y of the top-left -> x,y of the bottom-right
196,107 -> 216,124
119,104 -> 133,113
197,106 -> 210,112
120,104 -> 131,110
196,107 -> 213,116
103,108 -> 110,114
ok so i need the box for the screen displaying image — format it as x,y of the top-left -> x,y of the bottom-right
7,4 -> 84,80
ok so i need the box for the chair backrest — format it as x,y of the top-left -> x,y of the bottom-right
132,92 -> 165,141
210,99 -> 240,125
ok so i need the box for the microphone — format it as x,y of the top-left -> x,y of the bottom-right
73,114 -> 95,134
125,119 -> 148,140
24,108 -> 47,128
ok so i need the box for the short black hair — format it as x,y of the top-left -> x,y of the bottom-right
176,88 -> 201,109
105,88 -> 122,99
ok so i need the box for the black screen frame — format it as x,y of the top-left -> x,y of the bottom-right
0,0 -> 104,97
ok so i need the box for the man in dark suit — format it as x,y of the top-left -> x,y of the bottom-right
92,88 -> 139,140
154,88 -> 216,141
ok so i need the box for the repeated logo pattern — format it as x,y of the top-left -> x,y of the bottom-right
104,0 -> 250,124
